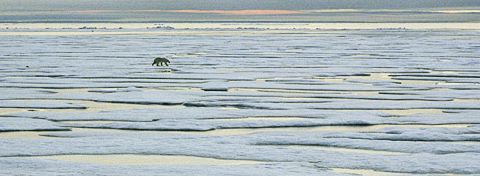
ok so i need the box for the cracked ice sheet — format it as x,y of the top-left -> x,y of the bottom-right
0,79 -> 205,89
90,91 -> 202,105
1,28 -> 480,175
5,108 -> 480,132
0,118 -> 69,132
205,80 -> 430,92
391,110 -> 480,124
42,123 -> 480,155
0,88 -> 57,100
5,108 -> 323,121
324,126 -> 480,142
380,89 -> 480,99
1,130 -> 479,174
0,100 -> 87,109
3,110 -> 160,122
37,90 -> 204,105
201,91 -> 452,101
0,158 -> 334,176
182,98 -> 480,110
3,108 -> 388,131
60,119 -> 369,131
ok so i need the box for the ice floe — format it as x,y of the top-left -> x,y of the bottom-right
0,118 -> 69,132
0,100 -> 86,109
1,27 -> 479,175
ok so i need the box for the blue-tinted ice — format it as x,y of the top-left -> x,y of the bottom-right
1,27 -> 480,175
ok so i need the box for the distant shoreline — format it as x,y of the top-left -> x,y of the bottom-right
1,22 -> 479,30
2,21 -> 479,24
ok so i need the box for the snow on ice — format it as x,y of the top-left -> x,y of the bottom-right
0,27 -> 480,175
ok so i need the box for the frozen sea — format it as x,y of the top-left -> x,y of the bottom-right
1,23 -> 480,175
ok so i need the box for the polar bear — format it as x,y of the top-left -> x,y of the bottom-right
152,57 -> 170,66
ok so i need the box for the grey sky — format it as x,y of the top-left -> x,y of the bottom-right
1,0 -> 479,22
2,0 -> 479,11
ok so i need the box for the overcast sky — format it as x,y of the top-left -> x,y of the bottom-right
2,0 -> 479,11
1,0 -> 479,23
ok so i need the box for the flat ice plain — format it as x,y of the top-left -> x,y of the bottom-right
1,23 -> 480,175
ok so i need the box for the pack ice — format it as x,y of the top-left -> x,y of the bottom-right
1,27 -> 480,175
